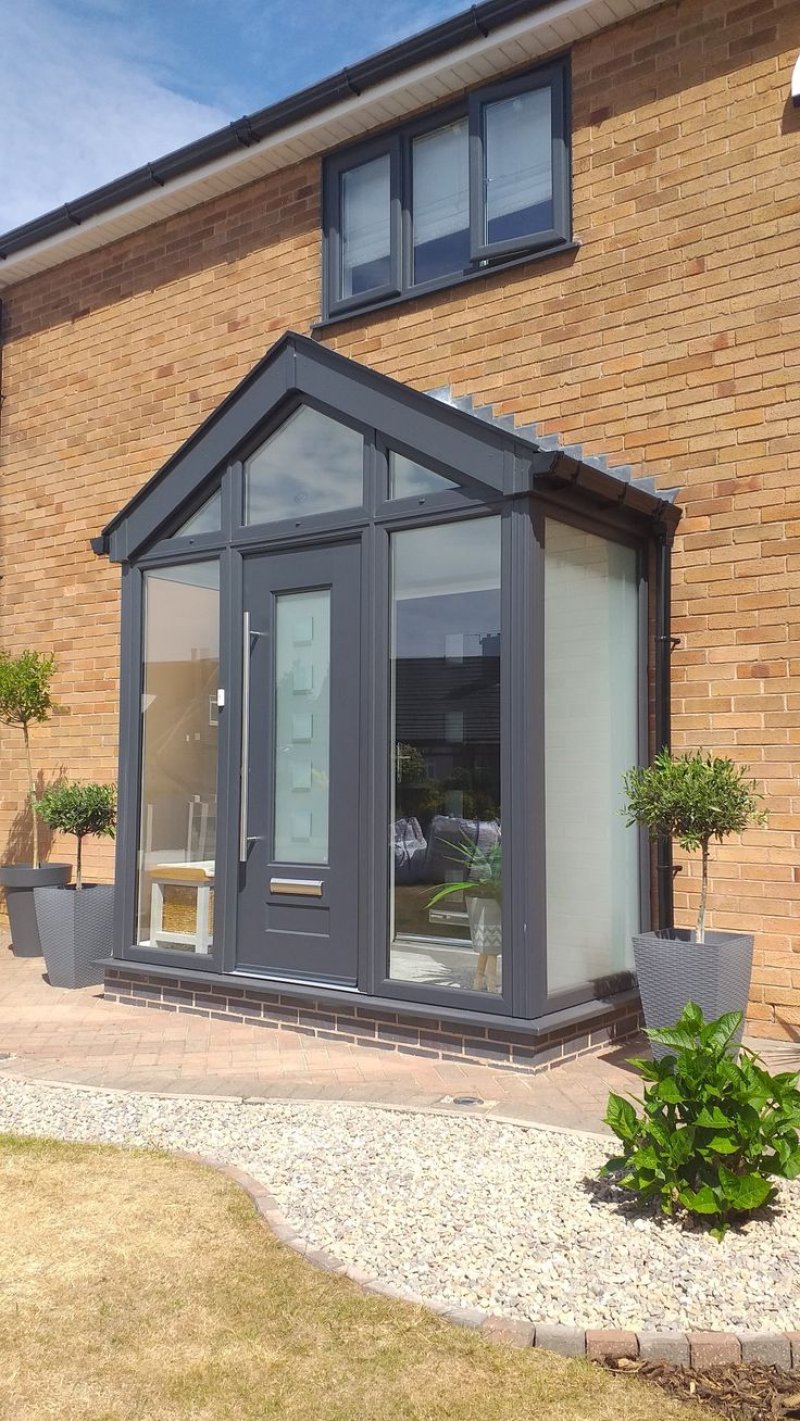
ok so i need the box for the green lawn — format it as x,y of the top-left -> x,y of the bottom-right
0,1135 -> 711,1421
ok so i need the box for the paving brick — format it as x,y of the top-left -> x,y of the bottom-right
535,1325 -> 586,1358
481,1317 -> 536,1348
738,1332 -> 792,1368
586,1329 -> 638,1362
637,1331 -> 690,1366
784,1332 -> 800,1371
687,1332 -> 742,1367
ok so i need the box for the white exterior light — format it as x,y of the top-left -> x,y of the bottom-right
793,52 -> 800,106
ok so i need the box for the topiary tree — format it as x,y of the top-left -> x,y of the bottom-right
0,651 -> 58,869
623,750 -> 766,942
36,782 -> 116,890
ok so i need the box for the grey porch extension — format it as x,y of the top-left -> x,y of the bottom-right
96,332 -> 679,1064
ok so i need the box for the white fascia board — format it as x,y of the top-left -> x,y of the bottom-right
0,0 -> 659,291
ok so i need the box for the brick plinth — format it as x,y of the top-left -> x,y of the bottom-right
104,967 -> 641,1074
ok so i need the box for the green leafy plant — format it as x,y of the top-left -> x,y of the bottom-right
427,838 -> 502,908
623,750 -> 766,941
36,782 -> 116,890
601,1002 -> 800,1240
0,651 -> 59,869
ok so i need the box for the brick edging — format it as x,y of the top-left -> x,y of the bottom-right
188,1152 -> 800,1373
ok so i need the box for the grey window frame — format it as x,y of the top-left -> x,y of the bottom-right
100,332 -> 677,1026
469,61 -> 570,266
323,134 -> 403,318
322,57 -> 571,320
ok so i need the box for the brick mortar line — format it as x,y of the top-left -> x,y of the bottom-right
104,983 -> 641,1077
182,1151 -> 800,1373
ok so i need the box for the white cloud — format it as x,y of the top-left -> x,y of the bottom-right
0,0 -> 230,233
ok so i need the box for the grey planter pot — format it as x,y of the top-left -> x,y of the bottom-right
0,863 -> 72,957
633,929 -> 754,1059
34,883 -> 114,988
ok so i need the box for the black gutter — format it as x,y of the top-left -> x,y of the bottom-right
2,0 -> 565,261
654,525 -> 675,930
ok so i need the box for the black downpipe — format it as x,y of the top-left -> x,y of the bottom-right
654,527 -> 674,930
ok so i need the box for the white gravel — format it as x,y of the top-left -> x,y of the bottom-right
0,1074 -> 798,1333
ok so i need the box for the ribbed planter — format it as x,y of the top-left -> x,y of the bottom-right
0,864 -> 72,957
633,929 -> 754,1059
34,883 -> 114,988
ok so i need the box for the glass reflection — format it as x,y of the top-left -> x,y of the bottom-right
244,405 -> 363,526
389,518 -> 502,994
136,563 -> 219,954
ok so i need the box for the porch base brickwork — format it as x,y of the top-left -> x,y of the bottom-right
104,967 -> 642,1074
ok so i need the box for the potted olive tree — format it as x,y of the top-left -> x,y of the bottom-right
34,782 -> 116,988
624,750 -> 766,1054
428,838 -> 502,991
0,651 -> 71,955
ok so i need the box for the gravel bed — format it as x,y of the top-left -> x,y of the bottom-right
0,1075 -> 798,1333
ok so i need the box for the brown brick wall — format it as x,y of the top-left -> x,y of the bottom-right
1,0 -> 798,1034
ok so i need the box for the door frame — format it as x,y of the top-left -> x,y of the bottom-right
234,540 -> 362,985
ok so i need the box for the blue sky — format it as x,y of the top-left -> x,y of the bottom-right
1,0 -> 465,233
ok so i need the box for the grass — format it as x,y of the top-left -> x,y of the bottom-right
0,1134 -> 713,1421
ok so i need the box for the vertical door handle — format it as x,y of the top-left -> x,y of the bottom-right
239,611 -> 250,863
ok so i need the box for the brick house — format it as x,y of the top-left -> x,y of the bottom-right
0,0 -> 798,1065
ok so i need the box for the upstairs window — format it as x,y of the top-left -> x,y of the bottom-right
323,59 -> 569,320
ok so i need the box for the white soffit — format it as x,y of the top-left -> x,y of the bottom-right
0,0 -> 662,291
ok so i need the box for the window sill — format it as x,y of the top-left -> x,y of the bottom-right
314,240 -> 580,331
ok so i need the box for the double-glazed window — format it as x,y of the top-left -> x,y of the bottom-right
323,59 -> 570,319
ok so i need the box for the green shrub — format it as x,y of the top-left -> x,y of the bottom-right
36,782 -> 116,890
623,750 -> 765,940
0,650 -> 58,868
601,1002 -> 800,1239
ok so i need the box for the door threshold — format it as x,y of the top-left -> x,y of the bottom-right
231,969 -> 359,993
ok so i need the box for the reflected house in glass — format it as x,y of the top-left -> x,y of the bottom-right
96,332 -> 680,1069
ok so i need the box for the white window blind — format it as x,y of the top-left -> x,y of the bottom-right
340,155 -> 390,296
484,86 -> 552,226
412,119 -> 469,246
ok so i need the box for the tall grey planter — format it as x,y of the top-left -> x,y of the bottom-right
0,864 -> 72,957
34,884 -> 114,989
633,929 -> 754,1059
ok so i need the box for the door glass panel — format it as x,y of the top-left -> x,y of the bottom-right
174,488 -> 221,538
389,519 -> 502,994
341,154 -> 391,298
484,85 -> 553,245
136,562 -> 219,954
274,589 -> 331,864
412,119 -> 469,284
244,405 -> 363,526
389,451 -> 458,499
544,521 -> 640,994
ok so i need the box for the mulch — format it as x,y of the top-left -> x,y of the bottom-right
601,1358 -> 800,1420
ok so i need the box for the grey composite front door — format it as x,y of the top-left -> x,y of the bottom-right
236,542 -> 361,984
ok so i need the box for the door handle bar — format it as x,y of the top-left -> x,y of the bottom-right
239,611 -> 251,863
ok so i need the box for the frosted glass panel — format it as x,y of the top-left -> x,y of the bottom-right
484,86 -> 553,244
244,406 -> 363,526
544,521 -> 640,994
274,590 -> 330,864
412,119 -> 469,283
341,154 -> 391,298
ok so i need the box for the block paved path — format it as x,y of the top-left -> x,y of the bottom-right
1,949 -> 794,1132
